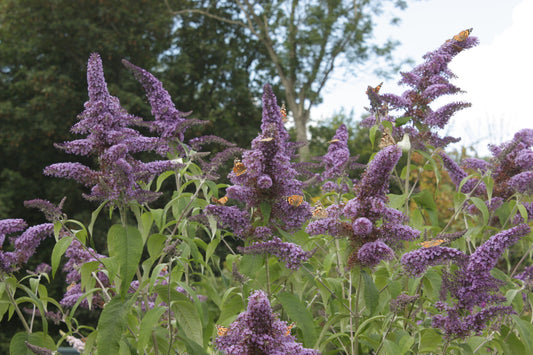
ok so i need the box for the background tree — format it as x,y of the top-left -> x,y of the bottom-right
168,0 -> 407,161
160,0 -> 271,149
0,0 -> 175,222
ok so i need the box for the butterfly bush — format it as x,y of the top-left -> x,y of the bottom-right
402,224 -> 531,338
440,128 -> 533,222
215,290 -> 319,355
43,53 -> 176,206
307,145 -> 419,267
205,84 -> 312,270
362,31 -> 478,149
0,219 -> 53,274
319,124 -> 362,193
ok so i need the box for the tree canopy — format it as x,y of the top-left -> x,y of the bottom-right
169,0 -> 406,160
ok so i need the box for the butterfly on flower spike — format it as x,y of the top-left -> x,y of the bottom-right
366,82 -> 383,95
259,137 -> 274,142
420,239 -> 446,248
378,127 -> 395,149
312,201 -> 328,219
366,82 -> 383,110
327,139 -> 340,144
285,195 -> 304,207
216,325 -> 229,337
281,103 -> 288,123
233,158 -> 247,176
212,196 -> 228,205
453,28 -> 473,42
285,323 -> 296,336
446,28 -> 473,51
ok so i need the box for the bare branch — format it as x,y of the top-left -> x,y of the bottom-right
164,0 -> 247,28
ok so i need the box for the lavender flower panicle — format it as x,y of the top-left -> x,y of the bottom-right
24,198 -> 66,222
366,32 -> 478,149
215,290 -> 320,355
239,237 -> 312,270
205,84 -> 312,270
402,224 -> 530,338
440,129 -> 533,225
44,53 -> 176,205
0,221 -> 53,273
122,59 -> 192,140
308,145 -> 419,268
322,124 -> 350,181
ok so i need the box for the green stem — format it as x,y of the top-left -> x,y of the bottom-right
375,314 -> 397,355
404,148 -> 412,218
352,268 -> 363,355
4,280 -> 31,333
265,254 -> 271,297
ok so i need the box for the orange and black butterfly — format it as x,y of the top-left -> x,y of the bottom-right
281,104 -> 288,123
212,196 -> 229,205
366,82 -> 383,95
233,158 -> 247,176
420,239 -> 446,248
312,201 -> 328,219
216,325 -> 229,336
453,28 -> 473,42
285,323 -> 296,336
285,195 -> 304,207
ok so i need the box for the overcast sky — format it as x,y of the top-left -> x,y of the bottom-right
312,0 -> 532,156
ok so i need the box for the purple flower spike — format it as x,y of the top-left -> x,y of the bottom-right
215,290 -> 320,354
206,84 -> 312,269
467,224 -> 530,273
357,240 -> 394,267
358,145 -> 402,200
401,247 -> 466,277
44,53 -> 177,205
204,205 -> 252,239
122,59 -> 207,151
366,31 -> 478,149
402,224 -> 530,338
239,237 -> 312,270
0,221 -> 53,273
322,124 -> 350,181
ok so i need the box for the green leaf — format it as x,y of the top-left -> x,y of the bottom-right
205,238 -> 220,263
51,235 -> 73,278
395,115 -> 412,126
259,201 -> 272,225
418,329 -> 442,352
107,224 -> 143,298
277,291 -> 316,348
362,269 -> 379,314
138,307 -> 166,351
140,212 -> 154,243
156,170 -> 175,191
88,201 -> 107,237
413,189 -> 438,226
10,332 -> 56,355
471,197 -> 489,225
512,315 -> 533,353
146,233 -> 167,258
96,295 -> 135,355
172,300 -> 203,346
369,125 -> 378,148
501,325 -> 526,354
218,293 -> 244,324
387,193 -> 407,209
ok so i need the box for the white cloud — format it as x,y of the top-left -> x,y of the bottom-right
448,0 -> 533,154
